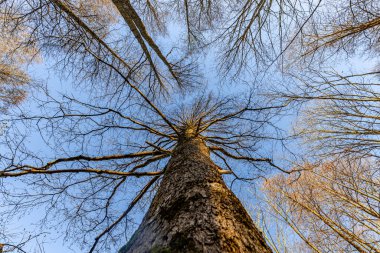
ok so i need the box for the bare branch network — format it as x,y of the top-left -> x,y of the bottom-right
1,0 -> 379,252
0,86 -> 291,251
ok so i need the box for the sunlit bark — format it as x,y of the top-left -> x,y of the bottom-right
121,137 -> 272,252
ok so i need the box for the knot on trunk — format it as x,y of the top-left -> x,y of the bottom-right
178,122 -> 198,141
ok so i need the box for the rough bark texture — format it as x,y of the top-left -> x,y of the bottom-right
120,138 -> 272,253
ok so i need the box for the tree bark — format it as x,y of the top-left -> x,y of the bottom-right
120,138 -> 272,253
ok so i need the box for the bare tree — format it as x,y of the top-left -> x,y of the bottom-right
267,0 -> 380,153
273,70 -> 380,159
295,0 -> 380,62
1,85 -> 291,252
264,3 -> 380,250
263,156 -> 380,253
0,10 -> 36,112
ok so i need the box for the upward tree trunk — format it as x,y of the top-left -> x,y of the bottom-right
120,138 -> 272,253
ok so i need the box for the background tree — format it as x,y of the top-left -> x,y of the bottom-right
0,10 -> 36,112
275,70 -> 380,159
263,156 -> 380,253
255,1 -> 380,252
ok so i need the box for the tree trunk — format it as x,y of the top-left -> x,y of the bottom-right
120,138 -> 272,253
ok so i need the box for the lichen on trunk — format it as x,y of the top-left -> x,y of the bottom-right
120,137 -> 272,253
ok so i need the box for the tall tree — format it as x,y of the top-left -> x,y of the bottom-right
1,85 -> 287,252
0,2 -> 292,248
119,125 -> 272,252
